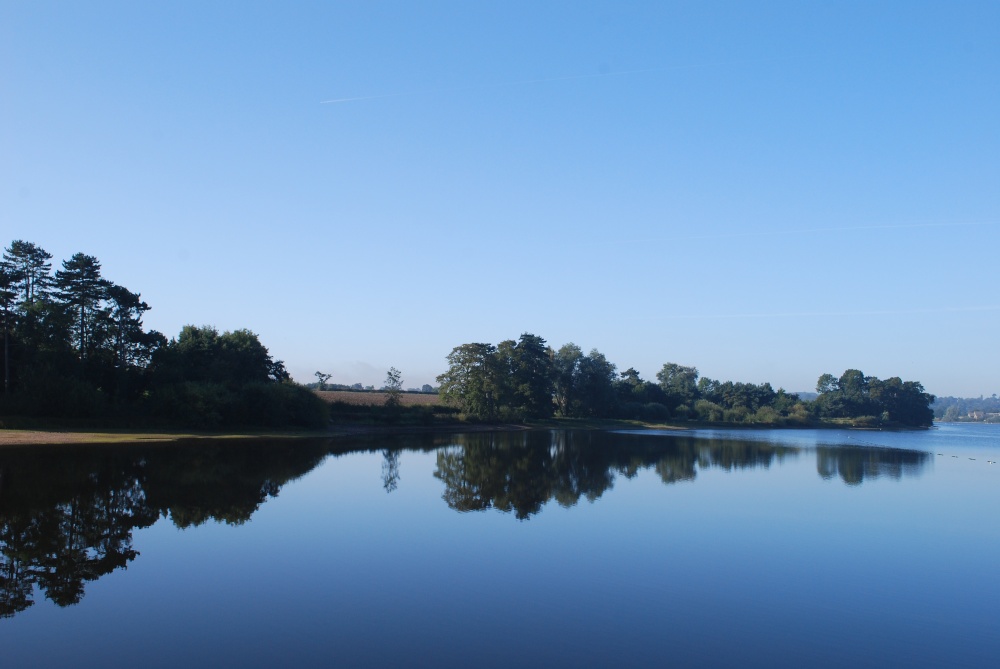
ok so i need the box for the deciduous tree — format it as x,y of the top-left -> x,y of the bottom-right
437,343 -> 500,420
384,367 -> 403,409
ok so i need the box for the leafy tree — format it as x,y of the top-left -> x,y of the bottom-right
816,373 -> 838,394
574,349 -> 617,417
615,368 -> 667,409
504,333 -> 555,418
869,377 -> 934,427
656,363 -> 699,416
814,369 -> 933,427
437,343 -> 501,420
553,343 -> 583,416
384,367 -> 403,409
152,326 -> 284,387
314,371 -> 332,391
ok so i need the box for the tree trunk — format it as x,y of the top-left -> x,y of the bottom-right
2,307 -> 7,394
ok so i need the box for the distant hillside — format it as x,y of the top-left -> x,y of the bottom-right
932,395 -> 1000,422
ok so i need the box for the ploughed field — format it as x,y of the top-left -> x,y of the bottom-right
315,390 -> 442,407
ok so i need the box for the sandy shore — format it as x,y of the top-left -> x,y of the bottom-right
0,429 -> 332,446
0,422 -> 540,446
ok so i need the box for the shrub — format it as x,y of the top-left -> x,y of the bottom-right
148,381 -> 327,429
754,406 -> 781,424
694,400 -> 724,422
852,415 -> 880,428
641,403 -> 670,421
2,375 -> 109,420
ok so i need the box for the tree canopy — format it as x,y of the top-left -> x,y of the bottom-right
0,240 -> 324,428
436,334 -> 934,427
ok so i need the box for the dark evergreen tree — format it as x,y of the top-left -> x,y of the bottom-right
55,253 -> 108,362
2,240 -> 53,304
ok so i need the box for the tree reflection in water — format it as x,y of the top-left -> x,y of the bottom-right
433,431 -> 930,519
0,440 -> 330,617
381,450 -> 401,493
0,431 -> 930,617
815,445 -> 928,485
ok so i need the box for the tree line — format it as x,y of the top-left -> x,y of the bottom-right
932,394 -> 1000,423
436,333 -> 935,427
0,240 -> 326,428
0,240 -> 934,429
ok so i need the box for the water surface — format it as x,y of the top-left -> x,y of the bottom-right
1,425 -> 997,667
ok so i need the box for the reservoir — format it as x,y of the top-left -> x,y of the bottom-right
1,424 -> 998,667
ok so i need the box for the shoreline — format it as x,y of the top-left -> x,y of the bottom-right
0,416 -> 942,447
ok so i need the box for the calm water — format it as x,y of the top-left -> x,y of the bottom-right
1,424 -> 998,668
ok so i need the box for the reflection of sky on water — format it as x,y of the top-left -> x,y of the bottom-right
1,425 -> 998,668
659,422 -> 1000,454
617,428 -> 937,486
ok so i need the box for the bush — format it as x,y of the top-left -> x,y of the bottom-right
1,375 -> 109,420
754,406 -> 781,425
723,406 -> 751,423
852,415 -> 880,428
149,381 -> 231,428
641,403 -> 670,421
148,381 -> 328,429
694,400 -> 724,422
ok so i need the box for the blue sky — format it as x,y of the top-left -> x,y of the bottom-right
3,1 -> 997,396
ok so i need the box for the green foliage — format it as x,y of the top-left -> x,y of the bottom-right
152,325 -> 285,388
615,367 -> 668,409
2,240 -> 53,303
314,371 -> 332,391
55,252 -> 108,360
694,399 -> 724,422
573,349 -> 617,417
435,336 -> 933,429
149,381 -> 327,429
326,399 -> 459,426
753,406 -> 781,424
851,415 -> 881,428
813,370 -> 934,427
0,240 -> 321,429
383,366 -> 403,415
553,343 -> 583,416
0,373 -> 109,420
501,334 -> 556,418
437,342 -> 502,420
934,394 -> 1000,422
656,363 -> 699,416
551,344 -> 618,418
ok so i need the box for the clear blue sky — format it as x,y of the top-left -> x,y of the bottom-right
3,1 -> 997,397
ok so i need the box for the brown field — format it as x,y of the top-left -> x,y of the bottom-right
315,390 -> 442,407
